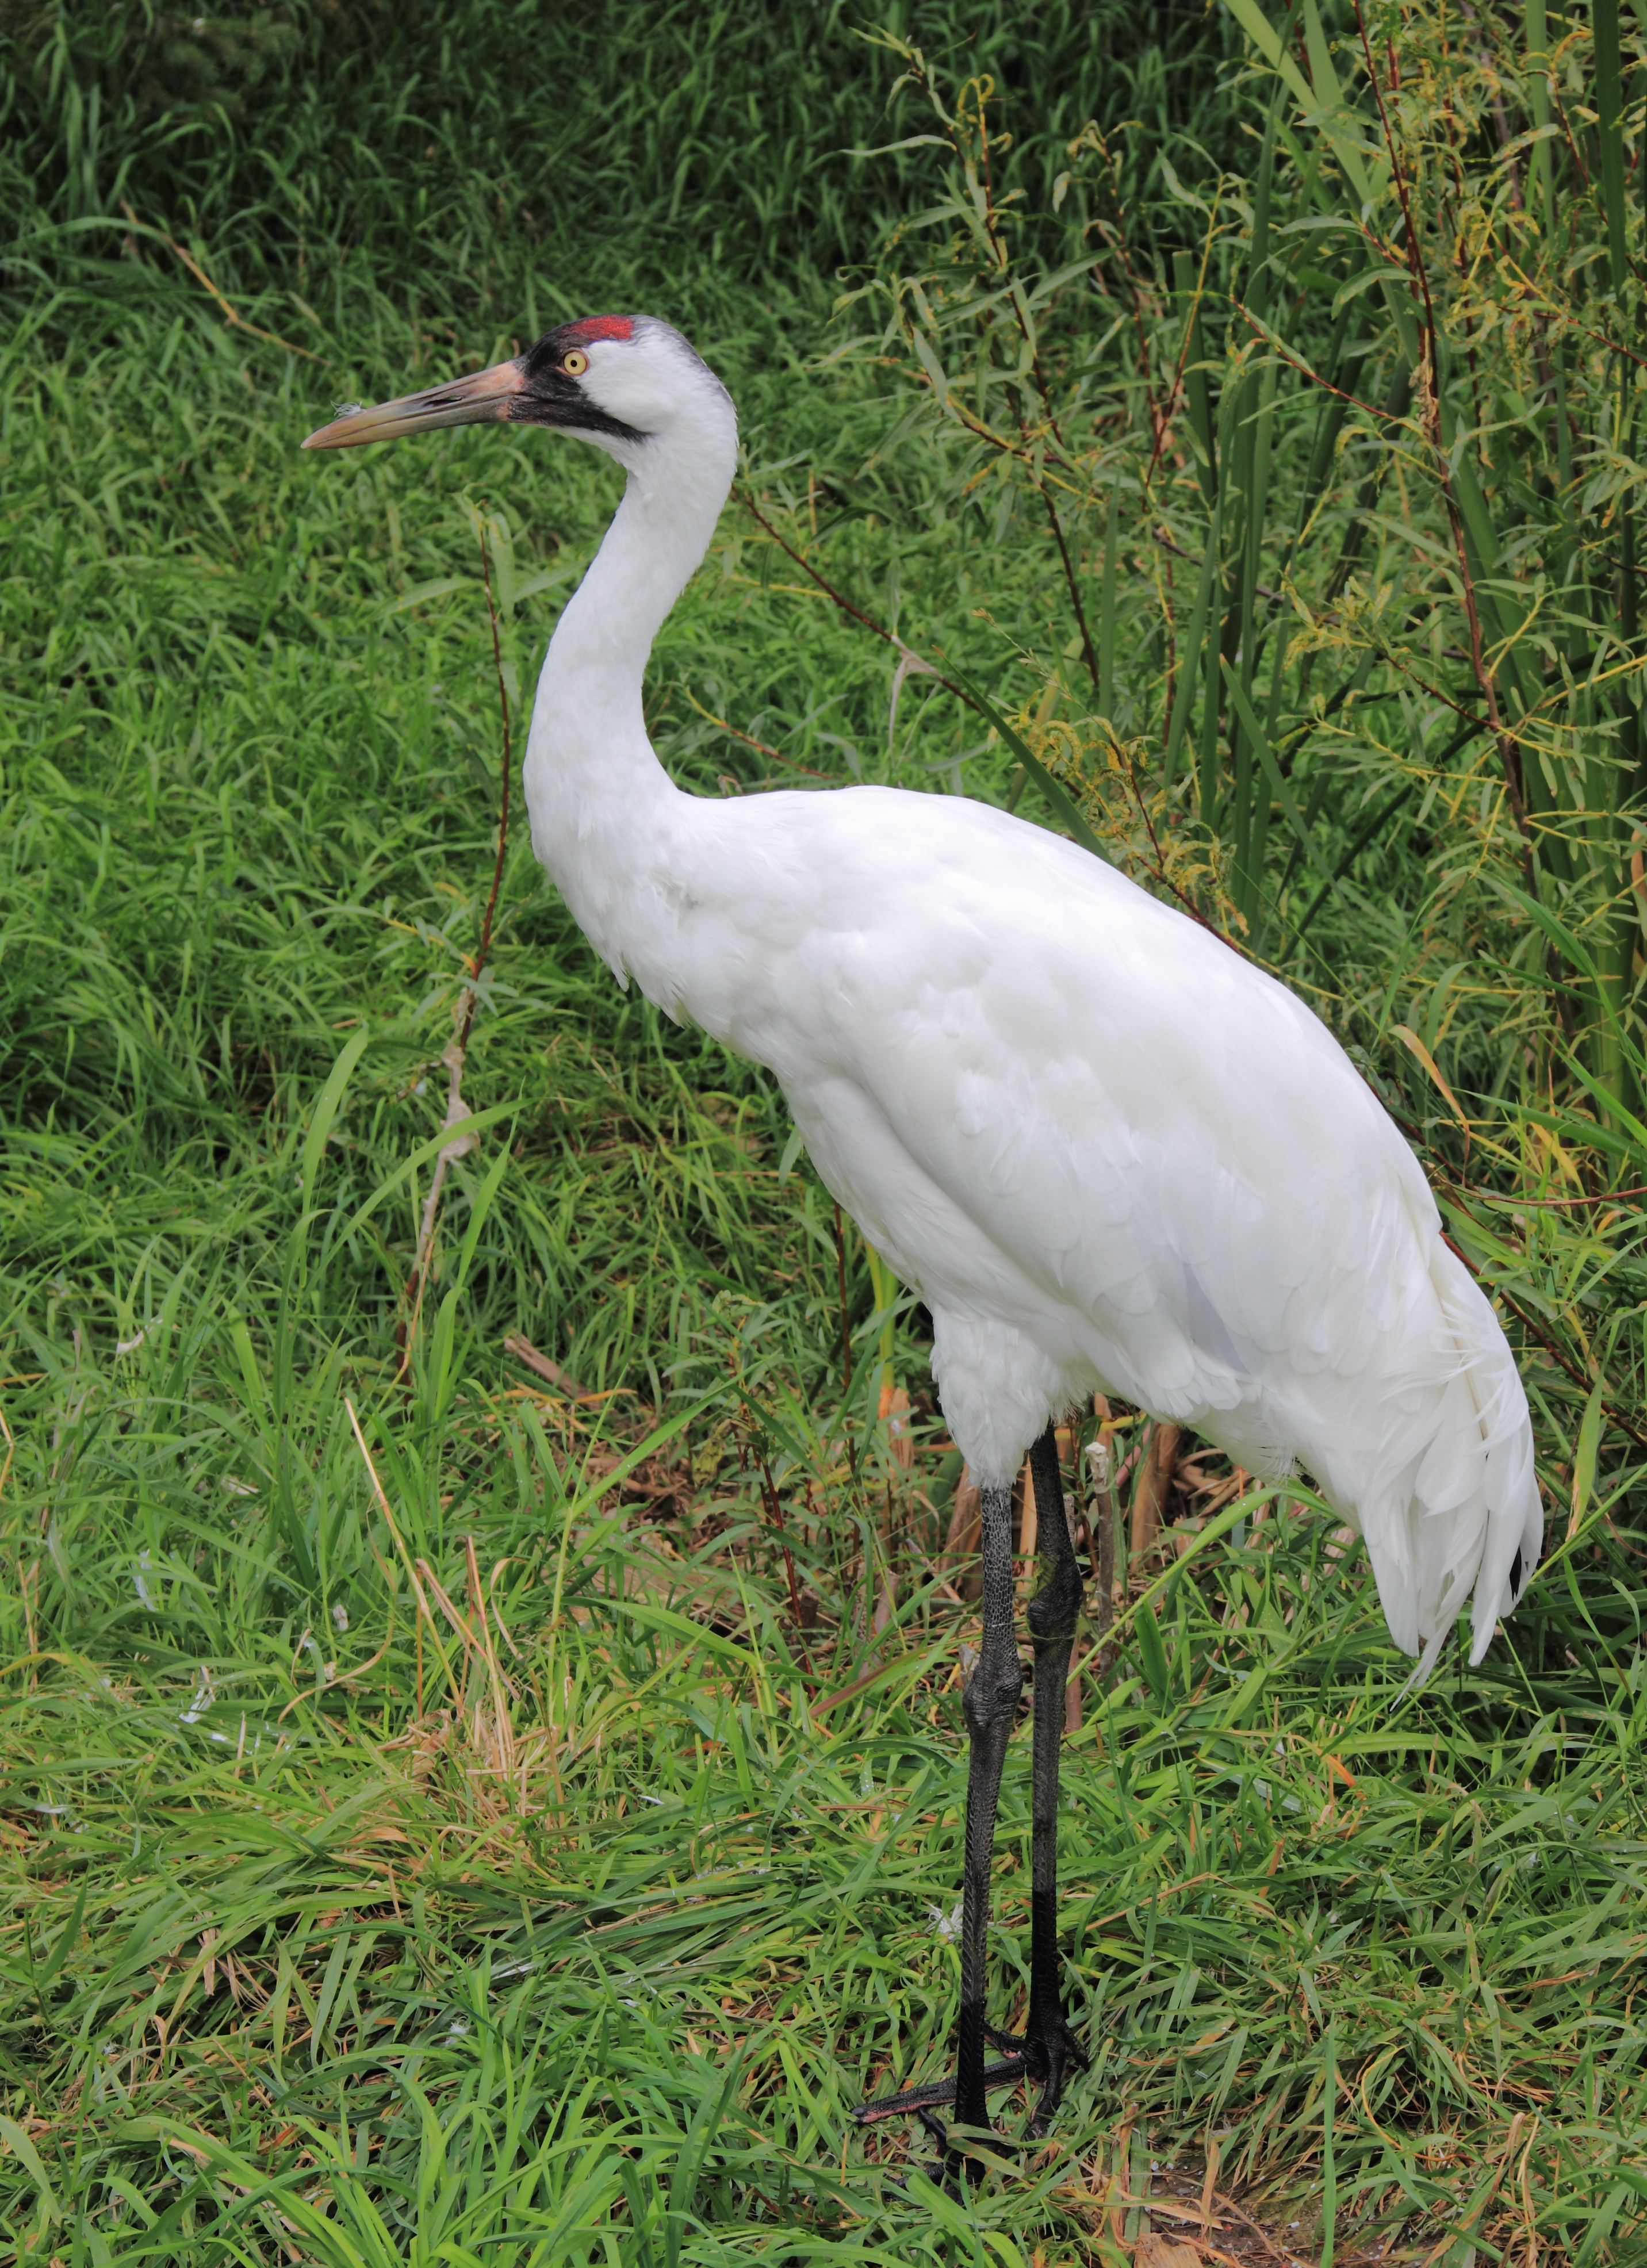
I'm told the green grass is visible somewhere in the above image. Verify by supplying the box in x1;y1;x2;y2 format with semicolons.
3;3;1647;2262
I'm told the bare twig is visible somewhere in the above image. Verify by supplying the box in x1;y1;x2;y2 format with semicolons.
504;1335;588;1397
738;490;968;703
679;687;837;780
395;519;516;1383
961;77;1102;697
119;203;325;363
755;1447;810;1646
738;486;1221;936
1232;302;1416;429
1351;4;1534;881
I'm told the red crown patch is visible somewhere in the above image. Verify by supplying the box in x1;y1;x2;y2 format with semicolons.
565;316;635;344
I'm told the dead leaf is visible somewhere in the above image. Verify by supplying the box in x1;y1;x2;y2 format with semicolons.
1135;2237;1202;2268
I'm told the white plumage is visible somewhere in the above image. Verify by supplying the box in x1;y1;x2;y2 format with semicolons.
306;312;1541;1680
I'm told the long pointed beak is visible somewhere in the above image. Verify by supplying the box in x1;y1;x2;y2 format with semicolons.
302;358;527;449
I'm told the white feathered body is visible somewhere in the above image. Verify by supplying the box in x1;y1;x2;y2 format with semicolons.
519;317;1541;1673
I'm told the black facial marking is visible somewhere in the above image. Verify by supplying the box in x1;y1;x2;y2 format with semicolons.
1508;1545;1523;1597
513;323;647;443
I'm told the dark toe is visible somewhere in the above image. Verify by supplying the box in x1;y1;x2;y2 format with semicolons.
853;2052;1030;2125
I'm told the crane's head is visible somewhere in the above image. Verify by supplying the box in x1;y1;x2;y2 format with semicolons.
301;315;733;471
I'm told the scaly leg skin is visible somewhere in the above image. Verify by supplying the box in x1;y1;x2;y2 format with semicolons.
949;1473;1028;2161
940;1428;1087;2140
855;1427;1086;2170
855;1476;1025;2172
1020;1423;1088;2132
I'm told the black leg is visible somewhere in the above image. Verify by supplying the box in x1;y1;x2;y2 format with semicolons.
853;1433;1086;2167
1021;1424;1087;2131
852;1477;1028;2162
951;1476;1024;2141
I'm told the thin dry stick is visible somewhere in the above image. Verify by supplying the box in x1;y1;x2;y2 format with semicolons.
119;203;324;363
679;687;836;780
1142;194;1226;498
343;1394;462;1719
740;485;1216;938
1350;2;1535;882
953;73;1103;698
396;520;516;1381
738;490;967;705
754;1446;810;1646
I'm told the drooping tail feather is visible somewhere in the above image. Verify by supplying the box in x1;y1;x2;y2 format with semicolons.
1404;1242;1542;1683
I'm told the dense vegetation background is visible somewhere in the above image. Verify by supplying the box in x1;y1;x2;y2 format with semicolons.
3;1;1646;2260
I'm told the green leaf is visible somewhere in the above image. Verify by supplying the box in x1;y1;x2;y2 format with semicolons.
300;1027;371;1203
0;2117;61;2223
382;575;473;616
1569;1374;1606;1537
328;1101;519;1251
1220;658;1338;888
1135;1597;1171;1705
940;661;1110;861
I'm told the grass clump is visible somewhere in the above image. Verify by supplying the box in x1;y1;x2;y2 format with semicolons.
3;2;1647;2262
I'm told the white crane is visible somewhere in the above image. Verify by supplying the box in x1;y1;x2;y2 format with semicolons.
304;315;1542;2163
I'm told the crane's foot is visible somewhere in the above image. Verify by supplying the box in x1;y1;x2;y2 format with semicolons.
1020;2015;1087;2136
852;2044;1029;2127
853;2016;1087;2177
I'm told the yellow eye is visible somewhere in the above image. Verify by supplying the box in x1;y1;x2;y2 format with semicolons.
562;348;589;377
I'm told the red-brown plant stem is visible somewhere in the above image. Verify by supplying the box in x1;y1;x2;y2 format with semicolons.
965;78;1104;699
738;491;1228;943
1143;217;1224;499
461;524;515;1047
756;1447;810;1646
738;491;968;703
1352;0;1535;887
1234;304;1412;428
1089;131;1165;452
395;522;515;1382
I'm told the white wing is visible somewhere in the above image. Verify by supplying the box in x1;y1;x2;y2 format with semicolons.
652;784;1542;1667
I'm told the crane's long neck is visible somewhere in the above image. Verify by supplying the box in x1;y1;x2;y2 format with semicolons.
521;421;734;974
